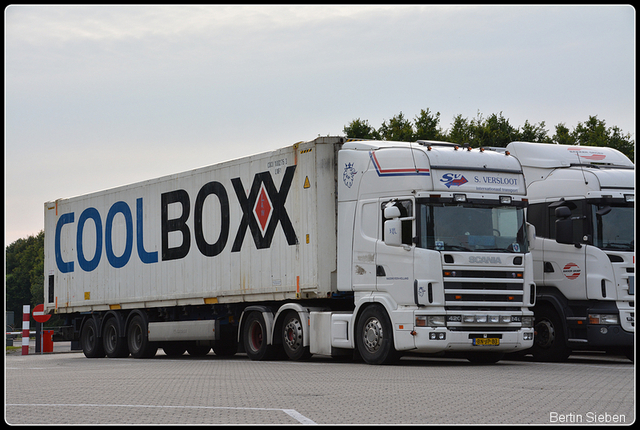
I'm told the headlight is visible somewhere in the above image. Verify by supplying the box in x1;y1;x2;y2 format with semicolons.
488;315;501;323
416;316;446;327
427;316;446;326
588;314;619;325
521;316;534;328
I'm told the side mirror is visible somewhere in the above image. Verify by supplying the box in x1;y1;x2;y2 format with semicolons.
384;206;401;219
555;206;573;245
384;206;402;247
527;222;536;250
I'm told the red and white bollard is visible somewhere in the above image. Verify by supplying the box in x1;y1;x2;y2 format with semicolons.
22;305;30;355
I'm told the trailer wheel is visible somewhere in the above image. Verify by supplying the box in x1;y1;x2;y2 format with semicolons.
186;342;211;356
356;305;400;365
103;318;129;358
532;307;571;362
81;318;105;358
212;331;238;357
127;315;157;359
282;311;312;361
162;342;187;357
242;312;275;361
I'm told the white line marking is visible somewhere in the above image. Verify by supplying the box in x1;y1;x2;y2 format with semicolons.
7;403;317;425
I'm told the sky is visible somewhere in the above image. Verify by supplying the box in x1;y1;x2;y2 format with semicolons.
4;5;636;247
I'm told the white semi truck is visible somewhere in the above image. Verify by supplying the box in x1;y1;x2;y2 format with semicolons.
44;136;535;365
504;141;634;361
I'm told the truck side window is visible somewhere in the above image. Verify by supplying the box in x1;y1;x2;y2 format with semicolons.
527;203;548;238
381;199;413;246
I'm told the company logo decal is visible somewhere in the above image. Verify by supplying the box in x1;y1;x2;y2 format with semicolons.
469;255;503;264
343;162;357;188
568;147;607;161
441;173;468;188
54;166;298;273
369;151;430;177
562;262;581;280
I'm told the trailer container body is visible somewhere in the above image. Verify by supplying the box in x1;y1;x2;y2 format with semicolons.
44;136;535;364
505;141;634;361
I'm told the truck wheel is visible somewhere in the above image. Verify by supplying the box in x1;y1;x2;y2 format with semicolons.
356;305;400;365
127;315;157;358
532;307;571;362
282;311;312;361
103;318;129;358
81;318;105;358
242;312;275;361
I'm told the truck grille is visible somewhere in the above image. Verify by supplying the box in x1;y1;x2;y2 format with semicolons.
443;269;524;310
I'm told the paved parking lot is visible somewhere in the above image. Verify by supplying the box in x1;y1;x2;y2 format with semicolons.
5;342;635;425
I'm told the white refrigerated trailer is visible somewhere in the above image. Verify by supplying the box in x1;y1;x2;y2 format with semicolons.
45;136;535;364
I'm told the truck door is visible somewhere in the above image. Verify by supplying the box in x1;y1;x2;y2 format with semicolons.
543;200;587;300
376;198;415;305
351;198;379;291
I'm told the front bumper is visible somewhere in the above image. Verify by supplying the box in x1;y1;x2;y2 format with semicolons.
407;327;535;353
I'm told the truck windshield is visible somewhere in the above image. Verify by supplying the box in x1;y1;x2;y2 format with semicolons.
417;201;528;253
592;203;634;251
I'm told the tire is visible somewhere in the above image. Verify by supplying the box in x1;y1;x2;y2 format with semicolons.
531;307;571;362
212;331;238;357
466;352;504;364
282;311;312;361
103;317;129;358
355;305;401;365
127;315;157;359
186;342;211;356
242;311;276;361
162;342;187;357
81;318;105;358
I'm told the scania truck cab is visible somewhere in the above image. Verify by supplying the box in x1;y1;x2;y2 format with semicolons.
505;141;634;361
338;140;536;363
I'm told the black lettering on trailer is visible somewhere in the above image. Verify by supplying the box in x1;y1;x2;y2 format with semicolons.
161;189;191;261
231;165;298;251
194;181;230;257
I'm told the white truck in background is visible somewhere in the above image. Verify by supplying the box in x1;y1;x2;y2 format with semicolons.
44;136;535;365
504;141;634;361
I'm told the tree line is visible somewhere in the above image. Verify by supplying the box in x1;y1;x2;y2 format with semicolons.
5;111;635;323
343;109;635;160
5;231;60;328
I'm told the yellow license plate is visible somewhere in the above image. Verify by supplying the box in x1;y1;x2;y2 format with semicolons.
474;338;500;346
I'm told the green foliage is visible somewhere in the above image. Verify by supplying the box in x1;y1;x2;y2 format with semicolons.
414;109;445;141
342;118;380;140
378;112;415;142
343;110;634;159
5;231;45;326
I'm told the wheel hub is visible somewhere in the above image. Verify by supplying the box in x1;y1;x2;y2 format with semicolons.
535;320;555;349
284;319;303;351
363;318;383;353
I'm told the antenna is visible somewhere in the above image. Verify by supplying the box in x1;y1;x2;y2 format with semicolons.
573;146;588;185
409;141;419;173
